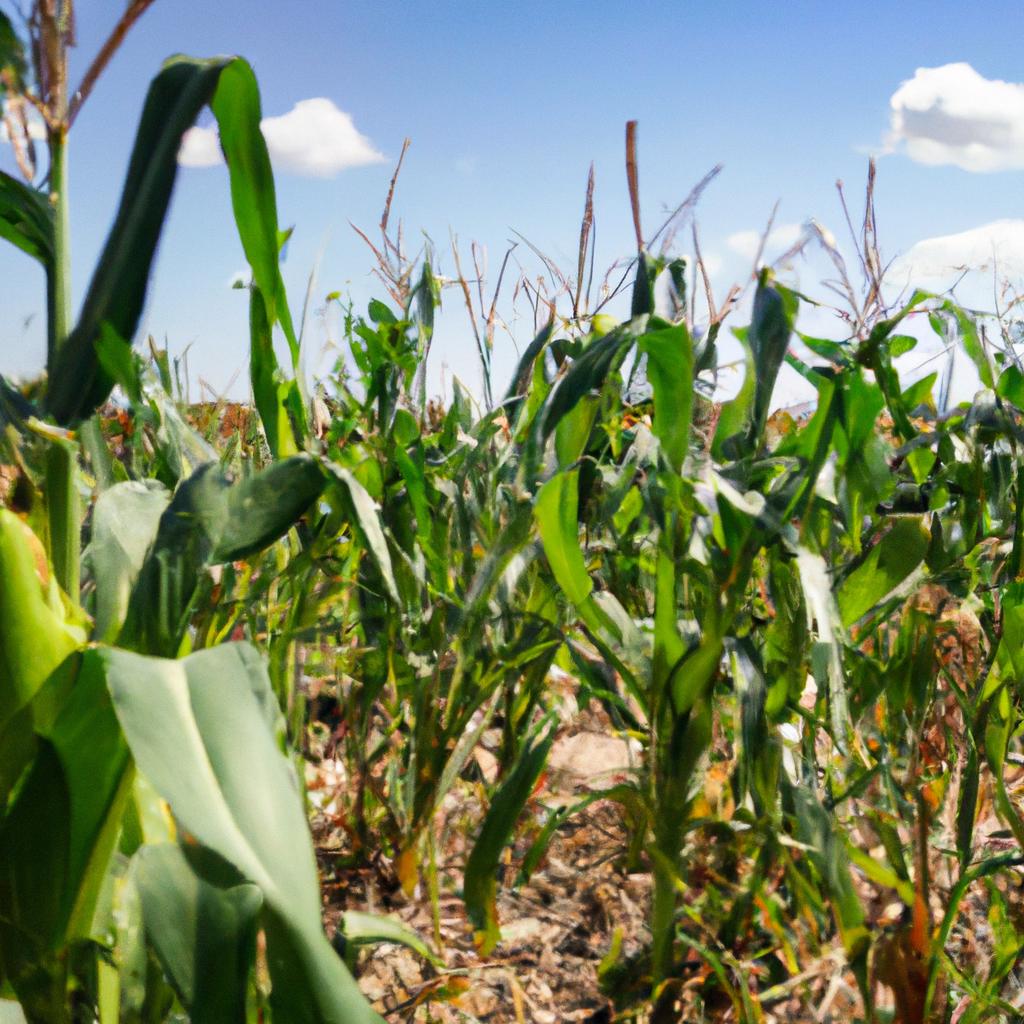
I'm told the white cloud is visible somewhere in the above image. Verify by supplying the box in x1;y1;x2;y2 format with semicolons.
700;252;723;277
726;222;803;261
177;98;385;177
261;99;384;176
889;220;1024;300
887;63;1024;172
178;125;222;167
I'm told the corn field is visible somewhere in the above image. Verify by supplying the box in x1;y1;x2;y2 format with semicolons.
2;5;1024;1023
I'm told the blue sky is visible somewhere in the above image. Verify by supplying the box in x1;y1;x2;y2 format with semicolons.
4;0;1024;406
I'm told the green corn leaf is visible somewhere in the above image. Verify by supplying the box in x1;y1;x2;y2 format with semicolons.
336;910;443;968
120;456;325;655
630;251;658;318
997;364;1024;409
105;643;384;1024
0;741;70;1007
637;323;694;472
554;392;599;468
248;286;301;458
213;456;325;561
464;717;557;954
393;444;434;555
46;56;236;423
712;327;754;460
46;54;305;433
796;545;850;748
0;169;53;267
136;844;262;1024
326;465;400;604
212;61;298;364
956;739;980;869
927;852;1024;1015
535;471;591;606
541;329;632;439
0;650;131;999
951;306;994;391
748;270;798;448
213;58;308;453
0;12;27;91
612;485;643;535
836;516;930;627
787;782;870;991
504;321;554;403
83;480;171;643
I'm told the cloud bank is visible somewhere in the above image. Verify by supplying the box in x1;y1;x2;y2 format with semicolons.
178;97;385;177
888;63;1024;172
890;220;1024;294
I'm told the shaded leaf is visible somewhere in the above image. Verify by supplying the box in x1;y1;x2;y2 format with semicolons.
46;56;237;423
120;456;324;654
836;517;929;627
0;170;52;267
464;718;557;953
105;643;383;1023
84;481;170;643
137;844;261;1024
337;910;443;968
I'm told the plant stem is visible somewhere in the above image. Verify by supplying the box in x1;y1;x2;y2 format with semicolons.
45;123;80;604
46;127;71;367
650;853;677;986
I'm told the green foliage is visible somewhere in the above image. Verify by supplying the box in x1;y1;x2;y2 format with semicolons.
107;644;382;1023
1;12;1023;1016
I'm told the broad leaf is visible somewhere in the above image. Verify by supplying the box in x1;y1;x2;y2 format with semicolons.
637;323;694;472
104;643;383;1023
84;480;171;643
46;56;239;423
120;456;325;654
326;465;400;604
836;517;929;627
535;471;591;606
0;170;53;267
137;844;262;1024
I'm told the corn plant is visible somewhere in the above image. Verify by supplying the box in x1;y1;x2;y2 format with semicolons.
0;5;379;1020
282;286;562;890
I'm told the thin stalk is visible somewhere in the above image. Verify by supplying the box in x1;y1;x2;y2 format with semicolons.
46;125;80;605
427;825;442;952
649;851;678;986
46;127;71;367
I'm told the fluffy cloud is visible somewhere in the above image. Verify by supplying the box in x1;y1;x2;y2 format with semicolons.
726;222;803;262
888;63;1024;172
178;98;385;177
178;124;223;168
889;219;1024;293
